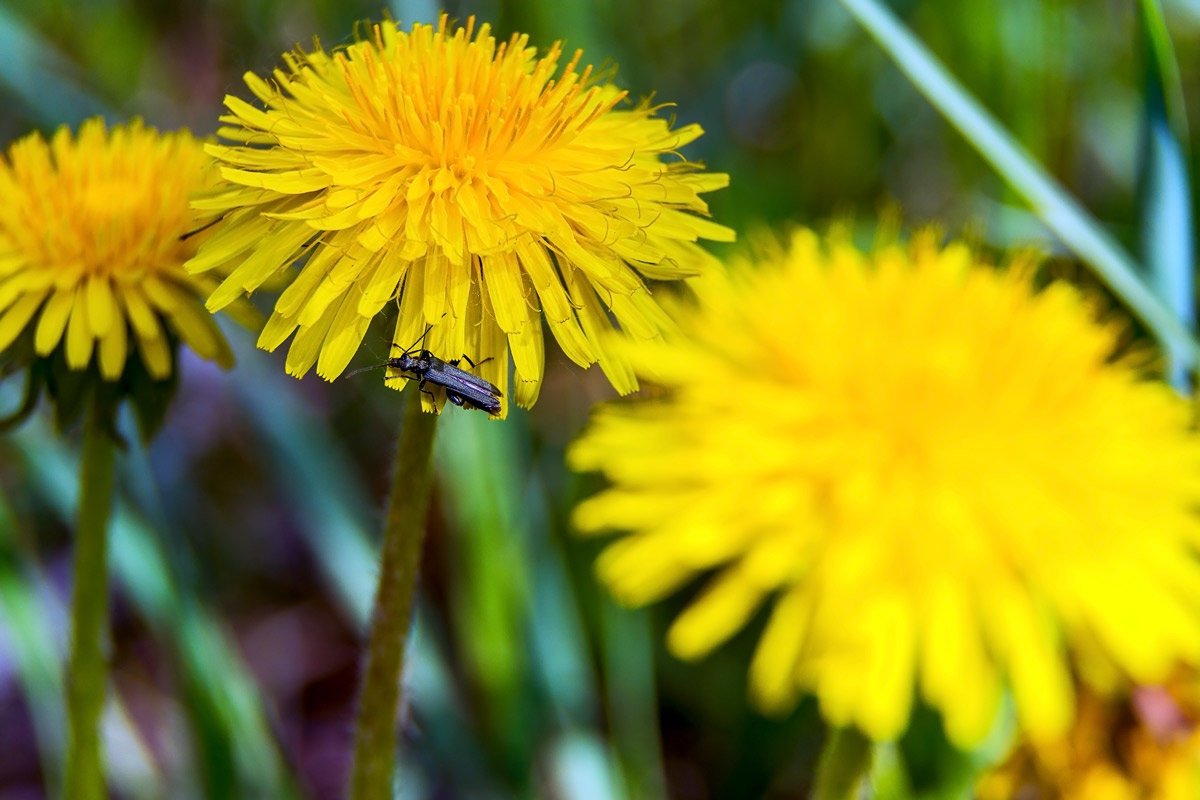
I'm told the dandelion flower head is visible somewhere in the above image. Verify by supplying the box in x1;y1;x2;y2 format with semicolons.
186;14;733;415
0;118;233;429
569;228;1200;746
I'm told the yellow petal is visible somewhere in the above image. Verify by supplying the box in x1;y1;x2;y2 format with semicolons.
749;588;811;713
356;253;408;317
422;251;449;325
565;266;636;394
298;254;369;327
276;243;341;318
257;310;298;352
984;581;1073;740
481;252;527;335
285;300;339;378
0;290;48;351
142;275;183;313
185;212;273;274
667;569;766;660
164;298;222;361
34;287;76;355
134;324;172;379
219;165;330;194
508;300;544;408
516;238;594;365
595;533;694;606
97;317;128;380
119;284;161;340
919;581;1000;747
65;288;94;369
206;223;313;310
854;596;915;740
315;290;371;380
85;276;117;337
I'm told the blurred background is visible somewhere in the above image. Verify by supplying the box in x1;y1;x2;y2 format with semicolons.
0;0;1198;797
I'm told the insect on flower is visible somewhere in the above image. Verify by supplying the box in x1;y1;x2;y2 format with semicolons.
347;327;503;415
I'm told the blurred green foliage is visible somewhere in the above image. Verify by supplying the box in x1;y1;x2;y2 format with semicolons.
0;0;1197;798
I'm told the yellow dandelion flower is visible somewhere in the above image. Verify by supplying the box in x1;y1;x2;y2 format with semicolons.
186;14;732;415
977;679;1200;800
569;228;1200;747
0;118;233;430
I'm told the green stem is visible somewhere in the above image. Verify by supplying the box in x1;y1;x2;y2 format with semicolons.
811;726;873;800
63;404;117;800
349;389;439;800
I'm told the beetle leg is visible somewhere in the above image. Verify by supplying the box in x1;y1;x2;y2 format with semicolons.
416;378;438;409
454;354;492;369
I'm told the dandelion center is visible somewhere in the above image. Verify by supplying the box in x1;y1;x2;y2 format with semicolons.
10;143;192;286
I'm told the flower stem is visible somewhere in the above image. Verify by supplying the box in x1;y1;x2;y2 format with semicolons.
349;389;439;800
63;404;117;800
811;726;873;800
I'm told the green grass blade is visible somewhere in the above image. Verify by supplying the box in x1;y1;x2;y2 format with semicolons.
435;409;534;771
523;472;600;721
599;599;664;800
837;0;1200;368
1137;0;1195;390
1139;0;1190;142
544;730;628;800
435;406;632;795
0;515;67;796
0;6;111;126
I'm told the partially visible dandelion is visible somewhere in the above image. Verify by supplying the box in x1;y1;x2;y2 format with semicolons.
570;228;1200;747
0;117;235;800
977;678;1200;799
0;117;233;432
187;14;732;416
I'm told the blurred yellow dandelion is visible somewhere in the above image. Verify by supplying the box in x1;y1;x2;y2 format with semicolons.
0;118;233;430
569;228;1200;746
186;14;732;415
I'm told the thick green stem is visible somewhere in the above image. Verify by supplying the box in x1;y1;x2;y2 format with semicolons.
349;389;438;800
63;405;117;800
811;726;873;800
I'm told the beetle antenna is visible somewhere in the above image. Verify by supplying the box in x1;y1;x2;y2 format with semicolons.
393;323;433;356
180;213;227;240
344;362;392;379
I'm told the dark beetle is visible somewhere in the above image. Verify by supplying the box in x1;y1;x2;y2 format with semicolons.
348;327;503;415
